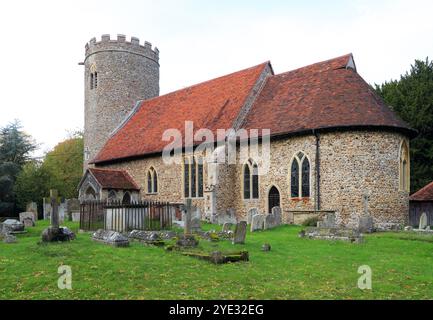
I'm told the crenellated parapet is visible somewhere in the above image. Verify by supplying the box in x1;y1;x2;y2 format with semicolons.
85;34;159;63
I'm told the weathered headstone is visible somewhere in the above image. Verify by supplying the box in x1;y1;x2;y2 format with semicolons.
59;202;67;224
215;208;237;225
71;211;80;222
247;208;258;225
419;212;428;230
3;234;17;244
26;202;38;218
251;214;265;232
191;207;202;232
358;214;374;233
264;214;276;230
22;218;35;228
318;212;336;228
271;207;282;225
232;221;247;244
43;197;52;220
222;222;233;232
2;219;25;233
19;212;37;225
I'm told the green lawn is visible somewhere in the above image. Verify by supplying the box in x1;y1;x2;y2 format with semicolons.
1;220;433;300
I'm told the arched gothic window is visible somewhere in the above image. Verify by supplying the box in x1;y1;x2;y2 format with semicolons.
290;152;310;198
107;190;117;203
122;192;131;205
399;141;410;192
183;156;203;198
243;159;259;200
147;167;158;194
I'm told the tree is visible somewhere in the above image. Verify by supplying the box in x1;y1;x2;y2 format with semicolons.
14;161;52;213
0;120;37;215
375;58;433;193
42;133;83;199
0;120;37;166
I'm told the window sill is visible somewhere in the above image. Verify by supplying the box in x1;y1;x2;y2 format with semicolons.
290;197;311;202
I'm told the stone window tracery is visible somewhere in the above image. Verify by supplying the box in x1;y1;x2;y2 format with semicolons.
243;159;259;200
290;152;310;198
184;156;203;198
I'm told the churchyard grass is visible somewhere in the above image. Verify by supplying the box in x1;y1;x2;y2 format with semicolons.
1;220;433;299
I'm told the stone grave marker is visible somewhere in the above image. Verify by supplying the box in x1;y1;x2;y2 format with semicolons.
19;212;37;225
222;222;233;232
358;214;374;233
251;214;265;232
419;212;428;230
271;207;282;225
232;221;247;244
247;208;258;225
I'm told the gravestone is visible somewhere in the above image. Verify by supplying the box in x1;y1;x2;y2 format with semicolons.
92;229;129;247
41;189;75;242
232;221;247;244
22;218;35;228
191;207;202;232
59;202;67;224
3;234;17;244
215;208;237;225
71;211;80;222
2;219;25;233
247;208;258;225
271;207;282;225
19;212;37;225
419;212;428;230
318;212;336;228
358;214;374;233
251;214;265;232
26;202;38;218
222;223;233;232
43;197;52;220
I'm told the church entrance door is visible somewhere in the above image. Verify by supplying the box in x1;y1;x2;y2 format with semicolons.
268;186;280;214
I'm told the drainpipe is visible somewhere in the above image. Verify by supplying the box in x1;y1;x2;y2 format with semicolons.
314;130;321;211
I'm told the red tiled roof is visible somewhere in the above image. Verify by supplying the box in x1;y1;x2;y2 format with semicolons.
93;62;270;164
93;54;415;164
88;168;140;190
242;54;414;136
410;182;433;201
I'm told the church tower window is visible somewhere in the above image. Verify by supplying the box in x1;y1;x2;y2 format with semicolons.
399;141;410;192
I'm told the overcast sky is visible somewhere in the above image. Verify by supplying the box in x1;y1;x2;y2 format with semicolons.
0;0;432;156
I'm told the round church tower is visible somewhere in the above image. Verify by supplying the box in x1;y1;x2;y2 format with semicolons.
83;34;160;170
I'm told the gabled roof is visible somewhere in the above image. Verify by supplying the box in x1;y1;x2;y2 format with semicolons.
93;62;271;164
92;54;415;165
242;54;415;137
80;168;140;190
410;182;433;201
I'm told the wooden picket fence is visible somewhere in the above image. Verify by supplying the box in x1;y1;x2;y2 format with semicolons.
80;200;178;232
